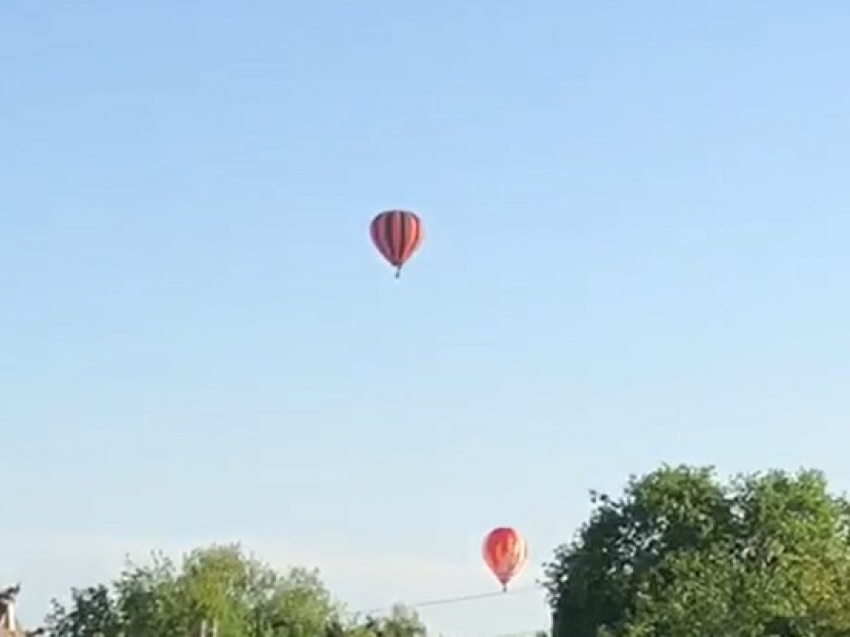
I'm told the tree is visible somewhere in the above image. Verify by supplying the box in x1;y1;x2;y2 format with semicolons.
47;584;122;637
48;544;345;636
543;465;850;637
355;604;428;637
47;543;430;637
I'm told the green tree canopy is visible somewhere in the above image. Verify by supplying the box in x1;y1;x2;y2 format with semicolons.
47;543;429;637
543;465;850;637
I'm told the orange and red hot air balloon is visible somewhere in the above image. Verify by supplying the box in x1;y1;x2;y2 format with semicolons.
482;527;527;592
369;210;423;278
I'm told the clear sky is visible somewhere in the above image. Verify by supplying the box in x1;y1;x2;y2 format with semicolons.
1;1;849;635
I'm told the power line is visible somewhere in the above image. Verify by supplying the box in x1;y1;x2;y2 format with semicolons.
358;583;544;615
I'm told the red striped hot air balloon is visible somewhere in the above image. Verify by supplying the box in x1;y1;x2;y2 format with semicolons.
369;210;423;278
482;527;528;591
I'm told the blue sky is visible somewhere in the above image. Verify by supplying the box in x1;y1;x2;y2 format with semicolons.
1;1;849;634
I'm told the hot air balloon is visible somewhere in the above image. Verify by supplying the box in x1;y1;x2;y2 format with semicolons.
482;527;527;592
369;210;423;278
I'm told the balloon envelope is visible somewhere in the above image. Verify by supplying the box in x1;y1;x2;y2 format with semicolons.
369;210;423;277
482;527;527;590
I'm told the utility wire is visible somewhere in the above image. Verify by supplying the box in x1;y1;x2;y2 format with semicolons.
358;583;544;615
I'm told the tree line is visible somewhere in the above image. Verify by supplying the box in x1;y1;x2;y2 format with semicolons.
43;464;850;636
45;544;430;637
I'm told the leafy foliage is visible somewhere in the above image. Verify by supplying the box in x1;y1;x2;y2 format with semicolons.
543;465;850;637
47;543;429;637
47;584;122;637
